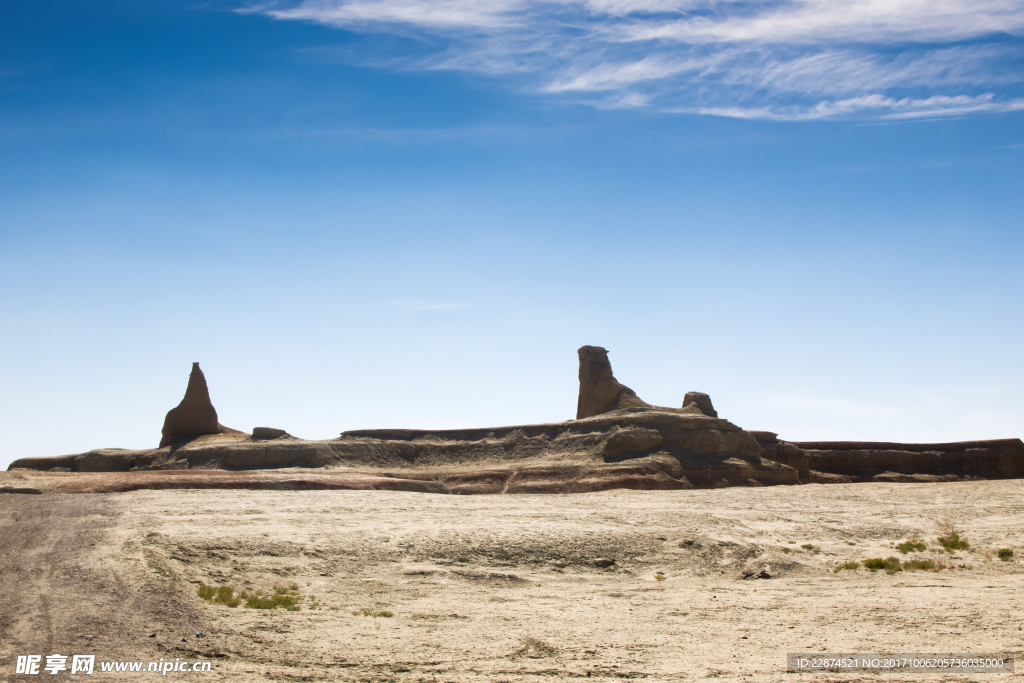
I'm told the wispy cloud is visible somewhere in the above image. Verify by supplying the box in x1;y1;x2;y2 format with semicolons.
390;297;470;310
680;93;1024;121
254;0;1024;120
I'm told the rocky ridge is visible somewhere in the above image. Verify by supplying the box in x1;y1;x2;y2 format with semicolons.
7;347;1023;494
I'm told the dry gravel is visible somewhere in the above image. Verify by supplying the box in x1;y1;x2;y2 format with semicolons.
2;479;1023;682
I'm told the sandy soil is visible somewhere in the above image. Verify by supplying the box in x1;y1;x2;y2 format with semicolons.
2;480;1023;682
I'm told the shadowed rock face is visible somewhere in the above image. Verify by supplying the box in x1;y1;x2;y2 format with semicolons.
159;363;220;447
576;346;650;419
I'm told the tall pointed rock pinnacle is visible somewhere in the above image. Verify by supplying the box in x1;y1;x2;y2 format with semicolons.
576;346;650;419
159;362;220;447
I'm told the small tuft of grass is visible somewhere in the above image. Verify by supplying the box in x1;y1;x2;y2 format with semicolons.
902;559;935;571
353;609;393;617
787;541;796;544
833;561;860;573
801;544;821;554
845;542;856;546
654;573;666;581
896;535;927;554
998;548;1014;561
864;557;903;574
193;583;311;611
196;584;241;608
781;547;792;554
245;592;300;611
936;516;970;553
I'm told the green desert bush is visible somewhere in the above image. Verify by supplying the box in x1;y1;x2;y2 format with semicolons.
998;548;1014;561
936;516;970;553
938;532;970;553
199;582;309;610
897;535;927;554
245;592;300;611
864;557;903;574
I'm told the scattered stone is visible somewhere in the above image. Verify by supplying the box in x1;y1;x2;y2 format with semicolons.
743;565;772;580
594;558;616;568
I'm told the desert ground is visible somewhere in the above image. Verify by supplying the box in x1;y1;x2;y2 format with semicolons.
1;479;1022;682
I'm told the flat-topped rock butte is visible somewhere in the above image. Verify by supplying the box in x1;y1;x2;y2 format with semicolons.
6;347;1022;494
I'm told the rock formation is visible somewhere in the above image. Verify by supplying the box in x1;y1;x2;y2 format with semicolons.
682;392;718;418
252;427;292;440
7;347;1024;493
792;439;1024;482
576;346;650;419
159;363;222;447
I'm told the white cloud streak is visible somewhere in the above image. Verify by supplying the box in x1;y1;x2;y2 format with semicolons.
256;0;1024;119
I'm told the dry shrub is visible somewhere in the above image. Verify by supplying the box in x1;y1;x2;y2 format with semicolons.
833;561;860;573
902;559;935;571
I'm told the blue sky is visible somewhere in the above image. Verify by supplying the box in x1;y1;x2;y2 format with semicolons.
1;0;1023;468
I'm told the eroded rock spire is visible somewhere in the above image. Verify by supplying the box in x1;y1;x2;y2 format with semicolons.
576;346;650;419
159;362;220;447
